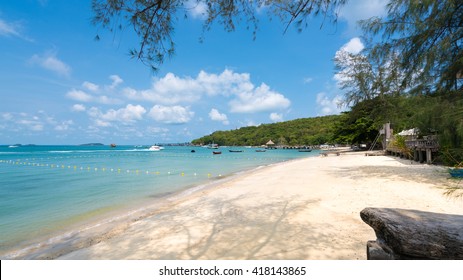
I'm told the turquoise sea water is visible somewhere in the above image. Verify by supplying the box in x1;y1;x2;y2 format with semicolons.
0;145;318;257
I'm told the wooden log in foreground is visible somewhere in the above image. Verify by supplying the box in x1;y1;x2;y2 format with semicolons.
360;207;463;260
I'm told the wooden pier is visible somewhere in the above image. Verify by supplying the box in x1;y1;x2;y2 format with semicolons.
386;136;439;164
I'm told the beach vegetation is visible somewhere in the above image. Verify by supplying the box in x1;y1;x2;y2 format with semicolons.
333;0;463;163
388;134;412;157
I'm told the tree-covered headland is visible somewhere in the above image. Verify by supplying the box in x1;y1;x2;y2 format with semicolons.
191;115;341;146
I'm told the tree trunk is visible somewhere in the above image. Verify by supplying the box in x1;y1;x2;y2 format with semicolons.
360;207;463;259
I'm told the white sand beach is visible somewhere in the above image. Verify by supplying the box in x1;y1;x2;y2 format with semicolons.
54;153;462;260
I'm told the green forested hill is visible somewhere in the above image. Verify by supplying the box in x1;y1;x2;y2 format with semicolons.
191;115;341;146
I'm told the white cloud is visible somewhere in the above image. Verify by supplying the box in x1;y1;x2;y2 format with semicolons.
29;51;71;77
123;68;291;116
3;112;48;132
0;17;32;41
67;89;93;102
108;75;123;90
209;108;229;125
339;0;388;33
2;113;13;121
71;104;86;112
88;104;146;126
0;18;21;37
66;89;121;104
316;92;345;115
196;70;254;96
148;105;194;124
81;75;122;94
303;77;313;84
94;119;111;127
17;119;43;131
67;76;126;105
340;37;364;55
269;112;283;122
185;0;208;19
124;69;254;105
229;83;291;113
102;104;146;123
124;73;202;104
82;81;99;92
54;120;73;131
97;95;121;104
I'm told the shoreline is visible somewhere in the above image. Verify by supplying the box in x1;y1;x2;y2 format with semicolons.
5;153;463;259
1;156;302;260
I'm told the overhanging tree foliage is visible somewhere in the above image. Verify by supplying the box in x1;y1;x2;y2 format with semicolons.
332;0;463;159
92;0;347;71
360;0;463;91
334;42;404;107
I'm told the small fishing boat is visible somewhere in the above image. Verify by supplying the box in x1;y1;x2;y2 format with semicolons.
110;143;117;148
229;149;243;152
212;151;222;155
298;149;312;152
255;149;266;152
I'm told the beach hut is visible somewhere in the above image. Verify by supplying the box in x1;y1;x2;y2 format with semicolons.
266;140;275;149
397;128;419;141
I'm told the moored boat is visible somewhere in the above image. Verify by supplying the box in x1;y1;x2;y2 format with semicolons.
212;151;222;155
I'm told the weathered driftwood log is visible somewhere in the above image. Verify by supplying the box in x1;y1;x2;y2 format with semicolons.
360;207;463;260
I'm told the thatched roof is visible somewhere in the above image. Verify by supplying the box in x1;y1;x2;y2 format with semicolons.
398;128;419;136
266;140;275;145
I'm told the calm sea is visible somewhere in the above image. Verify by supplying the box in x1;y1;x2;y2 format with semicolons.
0;145;318;257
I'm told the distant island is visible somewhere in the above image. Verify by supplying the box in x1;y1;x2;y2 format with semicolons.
79;143;105;146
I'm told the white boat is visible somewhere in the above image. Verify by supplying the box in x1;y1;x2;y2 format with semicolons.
148;145;162;151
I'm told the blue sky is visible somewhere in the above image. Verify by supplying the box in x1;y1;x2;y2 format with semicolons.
0;0;387;145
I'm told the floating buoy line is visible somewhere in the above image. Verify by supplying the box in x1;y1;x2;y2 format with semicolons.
0;159;230;178
0;151;285;179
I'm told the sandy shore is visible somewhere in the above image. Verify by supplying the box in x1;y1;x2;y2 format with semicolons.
55;153;462;260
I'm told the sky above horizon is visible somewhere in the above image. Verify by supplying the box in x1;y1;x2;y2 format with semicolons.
0;0;388;145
